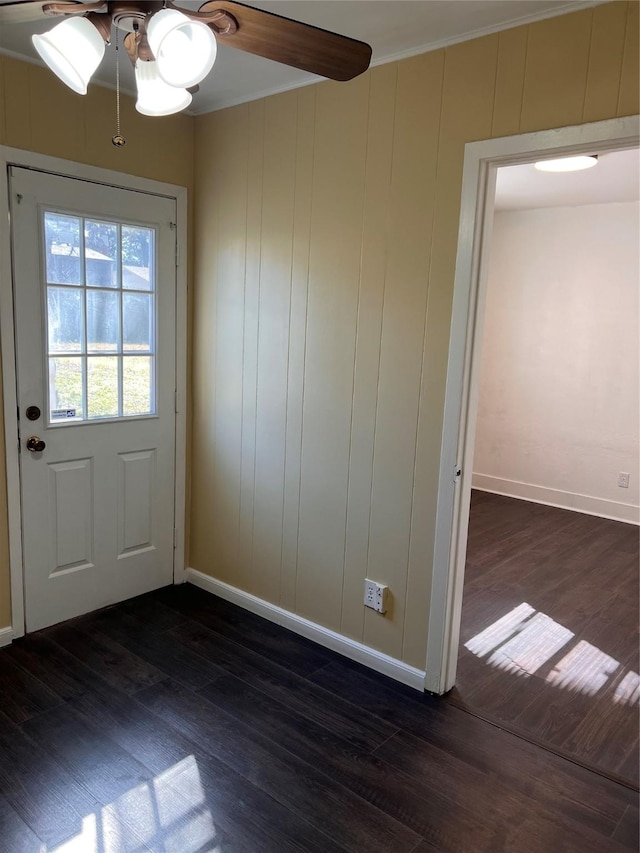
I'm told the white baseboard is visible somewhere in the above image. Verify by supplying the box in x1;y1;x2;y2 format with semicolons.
185;568;427;691
472;474;640;525
0;626;13;648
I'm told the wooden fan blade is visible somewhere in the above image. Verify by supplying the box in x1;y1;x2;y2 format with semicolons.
0;0;85;23
197;1;372;82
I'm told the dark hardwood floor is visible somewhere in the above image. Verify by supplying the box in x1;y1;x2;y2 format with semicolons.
0;584;638;851
452;490;640;789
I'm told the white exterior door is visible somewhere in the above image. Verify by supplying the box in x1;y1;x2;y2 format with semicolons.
10;167;177;631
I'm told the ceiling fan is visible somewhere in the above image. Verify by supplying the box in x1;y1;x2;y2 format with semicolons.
0;1;372;119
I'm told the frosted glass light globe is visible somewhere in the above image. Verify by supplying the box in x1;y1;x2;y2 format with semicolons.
32;17;105;95
135;60;192;116
147;9;217;89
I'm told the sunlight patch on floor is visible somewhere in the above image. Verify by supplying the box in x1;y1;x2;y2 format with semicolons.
546;639;619;696
465;602;639;704
613;670;640;707
50;755;222;853
465;602;573;676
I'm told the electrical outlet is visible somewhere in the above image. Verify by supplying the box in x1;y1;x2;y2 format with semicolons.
618;472;630;489
364;579;389;614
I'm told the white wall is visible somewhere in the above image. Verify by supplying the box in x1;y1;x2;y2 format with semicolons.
473;201;639;524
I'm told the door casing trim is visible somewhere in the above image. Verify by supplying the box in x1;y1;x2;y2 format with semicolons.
425;115;640;695
0;147;188;638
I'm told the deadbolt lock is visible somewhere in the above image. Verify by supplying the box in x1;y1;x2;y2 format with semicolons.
26;405;41;421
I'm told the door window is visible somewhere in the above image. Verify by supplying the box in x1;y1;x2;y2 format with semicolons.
44;211;156;424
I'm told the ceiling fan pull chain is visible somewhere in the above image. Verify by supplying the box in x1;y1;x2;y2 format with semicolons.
112;27;126;147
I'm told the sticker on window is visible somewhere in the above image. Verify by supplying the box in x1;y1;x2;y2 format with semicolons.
51;408;77;419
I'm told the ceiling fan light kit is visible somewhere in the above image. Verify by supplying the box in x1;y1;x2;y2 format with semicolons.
32;14;106;94
134;57;192;115
146;8;217;89
8;0;372;121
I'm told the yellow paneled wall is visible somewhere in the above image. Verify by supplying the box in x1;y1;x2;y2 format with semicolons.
191;2;638;668
0;56;195;629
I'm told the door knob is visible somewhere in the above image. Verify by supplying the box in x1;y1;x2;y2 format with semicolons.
26;436;46;453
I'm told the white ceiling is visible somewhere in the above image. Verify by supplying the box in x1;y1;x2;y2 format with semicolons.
494;148;640;211
0;0;606;114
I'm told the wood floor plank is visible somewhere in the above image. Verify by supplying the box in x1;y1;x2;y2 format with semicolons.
457;492;639;786
612;806;640;848
310;661;636;831
80;606;226;690
21;701;269;852
135;677;422;853
0;581;636;852
0;790;45;853
0;710;100;849
21;704;156;806
196;673;506;851
0;652;62;723
116;590;189;632
65;677;350;853
47;622;168;695
156;583;339;675
6;632;122;703
168;617;399;751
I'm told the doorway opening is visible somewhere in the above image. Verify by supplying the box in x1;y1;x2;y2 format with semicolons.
450;148;639;787
426;115;640;788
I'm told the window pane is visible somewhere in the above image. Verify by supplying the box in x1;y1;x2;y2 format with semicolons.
87;290;119;353
85;220;118;287
122;226;153;290
47;287;83;353
87;357;119;419
123;293;152;352
45;213;81;285
49;357;83;421
123;357;152;416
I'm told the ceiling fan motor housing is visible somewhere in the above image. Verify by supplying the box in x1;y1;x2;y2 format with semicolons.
109;1;163;34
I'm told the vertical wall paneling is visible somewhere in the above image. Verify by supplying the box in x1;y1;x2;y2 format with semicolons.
363;52;446;660
583;2;628;123
191;113;222;581
238;100;265;593
191;3;637;668
520;10;592;132
340;65;397;643
280;87;316;612
402;37;498;668
0;59;7;143
295;76;369;630
491;27;528;138
252;92;297;602
28;72;85;162
212;106;249;584
2;57;31;150
618;0;640;116
190;3;636;671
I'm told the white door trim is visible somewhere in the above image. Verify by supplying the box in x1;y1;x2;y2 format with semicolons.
0;147;188;639
425;115;640;695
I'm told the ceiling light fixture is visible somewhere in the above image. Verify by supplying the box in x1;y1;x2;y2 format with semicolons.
9;0;372;125
32;14;109;95
146;9;217;89
134;58;192;116
534;155;598;172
